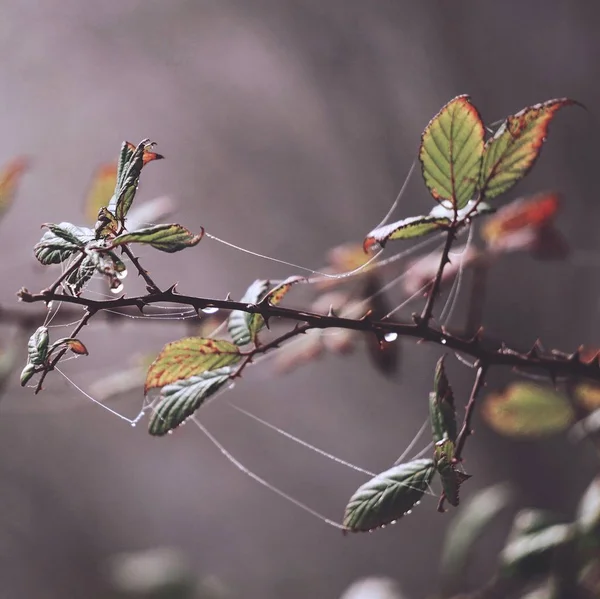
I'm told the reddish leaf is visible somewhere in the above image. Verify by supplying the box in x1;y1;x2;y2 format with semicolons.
145;338;241;392
125;141;164;165
264;276;306;306
0;156;29;219
480;99;577;200
482;193;569;260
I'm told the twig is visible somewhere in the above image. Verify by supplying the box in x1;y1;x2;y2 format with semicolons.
121;245;161;293
455;362;488;461
34;308;96;393
43;252;85;296
418;228;456;326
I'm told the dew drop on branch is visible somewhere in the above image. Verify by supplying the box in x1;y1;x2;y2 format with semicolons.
384;332;398;342
201;306;219;314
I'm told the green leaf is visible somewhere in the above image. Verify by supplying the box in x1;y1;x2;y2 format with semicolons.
27;326;49;365
500;523;575;580
343;459;435;532
440;484;512;592
112;224;203;253
20;363;36;387
363;216;451;252
576;477;600;548
145;338;241;393
429;356;457;444
480;99;576;200
113;140;163;223
43;222;93;246
482;382;574;438
228;280;270;346
419;95;485;209
148;367;233;436
33;222;93;265
66;255;96;295
94;206;120;239
433;438;470;508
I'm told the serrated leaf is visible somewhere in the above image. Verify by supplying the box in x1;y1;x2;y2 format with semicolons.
27;326;49;365
145;338;241;393
480;99;576;200
149;367;233;436
0;156;28;221
34;222;93;265
43;222;94;246
363;215;451;252
343;459;435;532
65;254;96;296
264;276;305;305
482;382;574;438
433;438;470;507
85;163;117;223
419;95;485;209
429;356;457;444
500;523;575;579
20;363;36;387
228;280;270;346
440;483;512;592
112;224;203;253
577;477;600;546
113;140;164;223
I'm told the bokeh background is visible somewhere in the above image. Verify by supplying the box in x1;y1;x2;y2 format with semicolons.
0;1;599;597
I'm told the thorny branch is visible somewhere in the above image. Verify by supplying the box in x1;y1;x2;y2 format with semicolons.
17;280;600;383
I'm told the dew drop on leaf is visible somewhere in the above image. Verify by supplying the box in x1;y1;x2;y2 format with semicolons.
384;332;398;342
202;306;219;314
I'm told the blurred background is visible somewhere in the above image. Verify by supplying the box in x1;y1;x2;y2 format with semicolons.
0;1;599;597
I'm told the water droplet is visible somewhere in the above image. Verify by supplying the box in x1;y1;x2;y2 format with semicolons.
441;338;447;345
130;422;136;427
228;382;236;390
384;332;398;343
47;301;54;310
168;430;173;435
116;267;128;280
202;306;219;314
111;282;124;294
405;510;412;516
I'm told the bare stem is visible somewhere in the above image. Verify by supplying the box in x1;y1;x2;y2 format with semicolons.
419;228;456;326
455;362;488;461
121;245;161;293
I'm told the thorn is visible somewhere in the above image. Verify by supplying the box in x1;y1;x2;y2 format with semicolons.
470;326;484;343
569;347;582;363
164;283;178;295
360;309;373;321
225;292;232;301
135;299;146;314
527;339;545;358
327;305;338;318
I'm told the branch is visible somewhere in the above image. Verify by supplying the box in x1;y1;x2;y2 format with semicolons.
418;227;456;326
121;244;161;293
455;362;488;461
17;286;600;382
